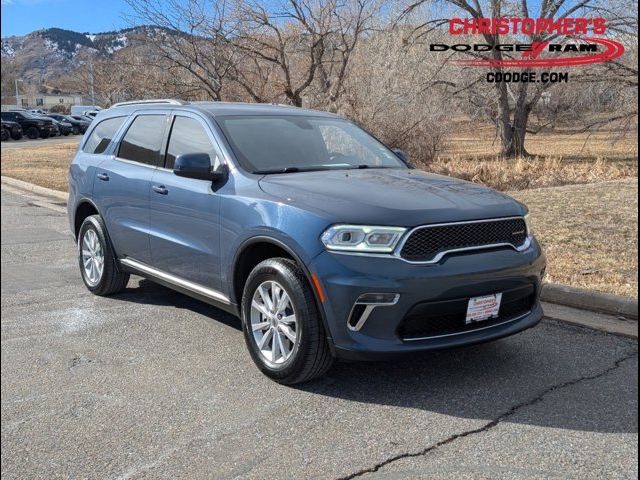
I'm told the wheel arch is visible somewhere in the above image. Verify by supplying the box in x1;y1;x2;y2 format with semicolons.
231;236;333;348
73;198;100;240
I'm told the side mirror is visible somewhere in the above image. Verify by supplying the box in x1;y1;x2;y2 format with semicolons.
173;153;225;181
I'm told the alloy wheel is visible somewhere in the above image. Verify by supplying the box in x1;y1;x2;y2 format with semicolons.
81;229;104;286
250;280;299;366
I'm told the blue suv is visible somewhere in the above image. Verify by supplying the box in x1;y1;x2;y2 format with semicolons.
68;99;546;384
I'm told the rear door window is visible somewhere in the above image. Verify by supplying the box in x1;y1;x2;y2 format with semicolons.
165;116;221;170
118;115;166;166
83;116;126;154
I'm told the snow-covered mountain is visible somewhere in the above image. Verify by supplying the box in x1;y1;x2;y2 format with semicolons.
1;26;168;82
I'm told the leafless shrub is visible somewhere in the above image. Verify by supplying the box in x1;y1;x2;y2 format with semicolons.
341;27;452;162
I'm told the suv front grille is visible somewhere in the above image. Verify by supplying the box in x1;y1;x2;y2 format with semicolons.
400;218;528;262
397;284;535;340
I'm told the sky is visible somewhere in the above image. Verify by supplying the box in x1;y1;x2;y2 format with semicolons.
1;0;135;37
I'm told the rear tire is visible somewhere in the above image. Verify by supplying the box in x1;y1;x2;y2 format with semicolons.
10;131;22;140
72;126;80;135
0;129;8;142
241;258;333;384
77;215;129;296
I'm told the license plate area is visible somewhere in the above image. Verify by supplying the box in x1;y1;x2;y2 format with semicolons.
465;293;502;324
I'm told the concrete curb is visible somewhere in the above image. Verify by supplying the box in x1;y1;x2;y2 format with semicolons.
542;283;638;320
1;176;68;202
542;302;638;339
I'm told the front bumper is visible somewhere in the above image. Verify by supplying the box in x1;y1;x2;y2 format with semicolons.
309;239;546;360
40;125;57;136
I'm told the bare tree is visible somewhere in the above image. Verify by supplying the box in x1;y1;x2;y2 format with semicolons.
402;0;638;157
1;58;21;99
343;26;453;161
231;0;379;108
125;0;240;101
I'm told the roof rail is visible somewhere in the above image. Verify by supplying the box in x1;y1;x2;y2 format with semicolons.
111;99;188;108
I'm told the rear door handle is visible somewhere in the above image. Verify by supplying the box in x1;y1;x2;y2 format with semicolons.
96;172;109;181
152;185;168;195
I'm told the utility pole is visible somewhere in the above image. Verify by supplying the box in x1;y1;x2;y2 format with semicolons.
14;79;20;108
89;56;95;105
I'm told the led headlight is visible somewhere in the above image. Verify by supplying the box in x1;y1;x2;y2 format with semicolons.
321;225;407;253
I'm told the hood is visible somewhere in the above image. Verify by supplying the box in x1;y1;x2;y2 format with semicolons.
258;168;525;226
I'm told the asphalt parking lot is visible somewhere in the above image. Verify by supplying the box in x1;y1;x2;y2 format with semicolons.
1;187;638;479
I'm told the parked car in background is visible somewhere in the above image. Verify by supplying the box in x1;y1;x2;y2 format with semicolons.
1;111;56;139
68;100;546;384
70;105;102;117
71;114;95;125
48;114;90;134
52;118;72;136
31;114;72;136
1;120;23;141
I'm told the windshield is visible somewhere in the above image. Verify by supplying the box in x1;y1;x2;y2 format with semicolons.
215;115;406;173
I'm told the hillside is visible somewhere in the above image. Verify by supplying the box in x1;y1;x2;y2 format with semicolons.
1;26;170;82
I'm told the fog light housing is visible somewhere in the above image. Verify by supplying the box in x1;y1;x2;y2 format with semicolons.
347;293;400;331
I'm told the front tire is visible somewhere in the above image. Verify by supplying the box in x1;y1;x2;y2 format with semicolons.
78;215;129;296
242;258;333;384
0;129;8;142
26;127;39;139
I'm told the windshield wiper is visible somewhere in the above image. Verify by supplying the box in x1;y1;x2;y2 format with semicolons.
254;167;301;174
254;166;334;174
254;164;396;174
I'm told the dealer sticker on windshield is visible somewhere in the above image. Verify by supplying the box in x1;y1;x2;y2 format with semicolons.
465;293;502;324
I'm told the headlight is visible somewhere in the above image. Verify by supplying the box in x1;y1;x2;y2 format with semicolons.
524;213;533;235
321;225;407;253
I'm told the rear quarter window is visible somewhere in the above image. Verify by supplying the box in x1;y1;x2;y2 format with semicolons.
83;117;126;154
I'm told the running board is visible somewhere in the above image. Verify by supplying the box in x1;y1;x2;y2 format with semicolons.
119;257;235;312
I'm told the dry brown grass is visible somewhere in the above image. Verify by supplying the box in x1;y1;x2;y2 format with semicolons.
1;142;77;192
512;179;638;298
443;120;638;160
422;156;636;191
414;123;638;191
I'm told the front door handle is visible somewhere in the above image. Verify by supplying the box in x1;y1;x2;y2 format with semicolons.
96;172;109;181
152;185;168;195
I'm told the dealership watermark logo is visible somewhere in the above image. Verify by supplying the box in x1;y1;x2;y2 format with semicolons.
432;17;625;74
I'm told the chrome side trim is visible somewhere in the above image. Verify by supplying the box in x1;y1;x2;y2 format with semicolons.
347;293;400;331
402;311;531;341
120;257;230;304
